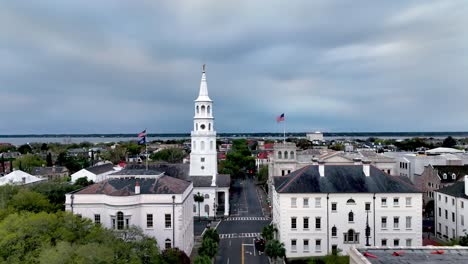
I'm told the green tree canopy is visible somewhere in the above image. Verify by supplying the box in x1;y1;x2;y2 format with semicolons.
265;239;285;263
17;144;33;154
8;189;53;213
12;154;46;173
442;136;457;148
150;148;186;163
203;228;220;244
194;255;212;264
198;237;218;258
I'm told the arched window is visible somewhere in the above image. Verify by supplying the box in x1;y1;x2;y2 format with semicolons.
452;173;456;180
443;173;447;179
290;151;295;159
348;211;354;222
117;211;124;230
204;204;210;213
208;123;211;131
278;151;282;159
284;151;288;159
331;226;337;237
210;141;213;150
207;105;211;114
346;198;356;205
201;105;206;114
347;229;356;243
165;239;172;249
201;141;205;150
205;194;210;199
196;106;199;114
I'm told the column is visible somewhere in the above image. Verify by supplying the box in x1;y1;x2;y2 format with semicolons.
224;190;229;216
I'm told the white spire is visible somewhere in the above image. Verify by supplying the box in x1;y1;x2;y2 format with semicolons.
196;64;212;102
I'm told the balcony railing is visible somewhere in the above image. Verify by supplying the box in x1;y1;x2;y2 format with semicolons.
343;233;360;244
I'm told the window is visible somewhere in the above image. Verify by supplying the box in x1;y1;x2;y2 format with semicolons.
394;217;399;229
439;207;441;217
381;198;387;206
446;226;448;236
462;215;465;226
284;151;288;159
278;151;282;159
201;157;205;162
452;173;456;180
365;202;371;211
303;217;309;229
332;245;338;254
290;151;295;159
348;211;354;222
406;239;412;247
382;239;387;246
406;216;412;229
165;239;172;249
331;226;337;237
406;197;412;206
438;223;441;232
291;239;297;252
93;214;100;224
291;198;297;207
344;229;358;244
315;239;321;251
303;239;309;252
147;214;153;228
394;239;399;246
445;210;448;219
438;194;441;201
209;124;212;132
452;212;455;222
393;198;399;206
452;198;455;206
207;105;210;114
204;204;210;213
462;201;465;208
347;198;356;205
315;197;321;208
117;212;124;230
381;217;387;229
445;197;448;203
201;105;205;114
112;218;116;229
204;194;210;199
331;202;337;212
126;219;129;228
165;214;171;228
303;198;309;207
453;228;456;239
443;173;447;179
315;217;321;229
291;217;297;229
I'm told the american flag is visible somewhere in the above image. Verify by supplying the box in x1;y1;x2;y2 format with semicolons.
276;113;285;123
138;129;146;138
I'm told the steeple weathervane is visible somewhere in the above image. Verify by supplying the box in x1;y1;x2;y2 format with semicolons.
202;64;206;73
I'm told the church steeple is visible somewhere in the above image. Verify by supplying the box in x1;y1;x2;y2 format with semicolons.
196;64;212;102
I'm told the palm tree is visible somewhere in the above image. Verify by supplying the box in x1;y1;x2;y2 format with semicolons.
265;239;285;264
261;224;278;241
194;192;205;221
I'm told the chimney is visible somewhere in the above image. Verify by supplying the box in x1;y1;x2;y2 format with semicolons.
353;158;362;165
465;175;468;196
318;161;325;177
135;181;140;194
363;160;371;177
312;158;319;165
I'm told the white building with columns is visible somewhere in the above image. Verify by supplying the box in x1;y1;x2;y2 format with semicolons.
272;163;422;258
189;65;230;218
434;176;468;241
65;169;194;255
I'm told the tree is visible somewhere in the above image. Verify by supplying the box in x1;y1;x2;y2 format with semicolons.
265;239;285;264
46;152;53;167
12;154;46;173
161;248;190;264
17;144;32;154
442;136;457;148
30;182;82;211
8;189;53;213
261;224;278;241
150;148;186;163
194;192;204;221
194;255;212;264
40;143;49;152
257;165;268;185
203;228;220;244
198;238;218;258
74;177;94;188
100;145;126;164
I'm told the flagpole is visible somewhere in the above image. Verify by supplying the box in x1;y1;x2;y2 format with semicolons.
283;120;286;144
145;129;148;171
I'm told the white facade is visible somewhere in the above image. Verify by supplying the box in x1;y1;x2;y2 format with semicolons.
306;131;324;142
189;65;217;178
435;177;468;241
272;190;422;258
65;181;194;255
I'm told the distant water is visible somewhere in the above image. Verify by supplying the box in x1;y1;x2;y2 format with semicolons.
0;132;467;145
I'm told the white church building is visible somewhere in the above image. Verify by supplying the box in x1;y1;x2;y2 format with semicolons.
189;65;230;218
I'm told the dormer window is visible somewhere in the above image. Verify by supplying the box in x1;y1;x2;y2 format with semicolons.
443;173;447;179
346;198;356;205
452;173;456;180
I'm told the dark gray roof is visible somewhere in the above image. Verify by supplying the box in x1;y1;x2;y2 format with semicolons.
86;163;115;175
433;165;468;183
274;165;420;193
190;174;231;187
32;166;69;175
75;177;191;195
111;168;164;176
356;247;468;264
437;181;468;199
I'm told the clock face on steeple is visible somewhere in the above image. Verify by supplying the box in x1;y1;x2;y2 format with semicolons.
200;124;206;130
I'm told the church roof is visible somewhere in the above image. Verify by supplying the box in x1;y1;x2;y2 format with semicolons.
75;176;191;195
195;65;212;102
0;170;46;186
190;174;231;188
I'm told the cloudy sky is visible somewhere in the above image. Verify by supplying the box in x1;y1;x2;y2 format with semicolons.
1;0;467;134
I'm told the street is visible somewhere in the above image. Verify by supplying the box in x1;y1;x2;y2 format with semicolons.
215;178;270;264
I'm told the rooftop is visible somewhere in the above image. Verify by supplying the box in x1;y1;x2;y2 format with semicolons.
353;246;468;264
274;165;419;193
437;181;468;199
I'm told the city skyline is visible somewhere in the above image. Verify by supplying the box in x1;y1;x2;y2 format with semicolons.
1;0;468;134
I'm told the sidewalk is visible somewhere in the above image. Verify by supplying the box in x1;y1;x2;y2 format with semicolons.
255;183;271;219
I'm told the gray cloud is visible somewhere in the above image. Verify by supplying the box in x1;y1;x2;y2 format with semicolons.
0;0;467;134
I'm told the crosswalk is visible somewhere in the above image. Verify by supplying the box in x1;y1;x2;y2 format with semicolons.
219;232;261;239
225;217;270;221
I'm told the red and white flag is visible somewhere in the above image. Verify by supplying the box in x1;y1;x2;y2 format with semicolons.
276;113;285;123
138;129;146;138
